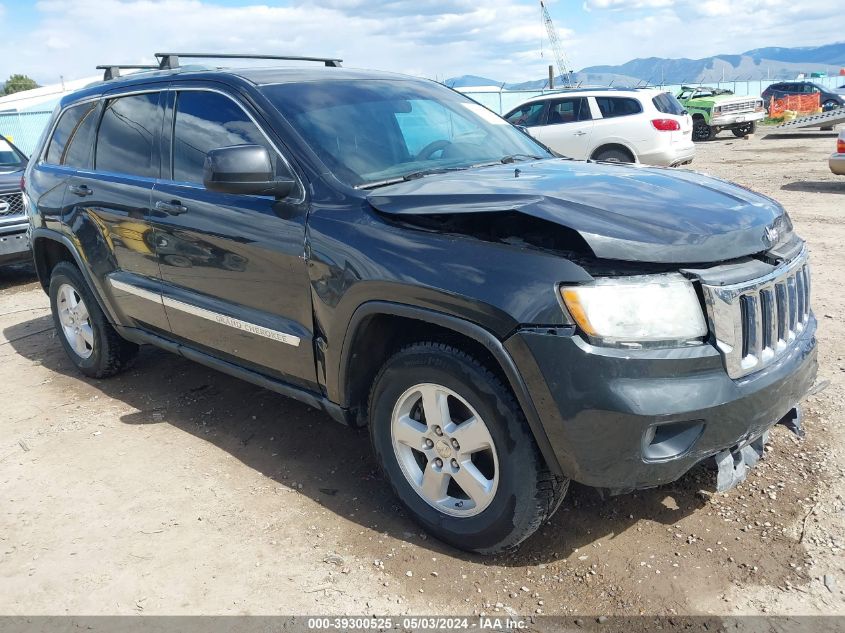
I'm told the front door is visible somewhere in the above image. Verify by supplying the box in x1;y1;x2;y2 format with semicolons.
150;87;317;389
531;96;594;159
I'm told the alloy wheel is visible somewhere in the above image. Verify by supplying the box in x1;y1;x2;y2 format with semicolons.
57;283;94;359
390;383;499;517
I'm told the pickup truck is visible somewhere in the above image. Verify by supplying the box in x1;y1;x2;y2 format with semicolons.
677;86;766;141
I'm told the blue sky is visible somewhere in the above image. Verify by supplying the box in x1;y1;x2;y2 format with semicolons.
0;0;840;84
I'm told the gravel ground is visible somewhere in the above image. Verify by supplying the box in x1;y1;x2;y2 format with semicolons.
0;127;843;618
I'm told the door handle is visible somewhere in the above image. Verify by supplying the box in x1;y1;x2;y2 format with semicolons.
573;131;588;136
154;200;188;216
68;184;93;197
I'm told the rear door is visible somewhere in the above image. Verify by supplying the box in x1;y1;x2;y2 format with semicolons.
530;96;593;159
150;86;317;388
63;90;171;332
591;95;648;155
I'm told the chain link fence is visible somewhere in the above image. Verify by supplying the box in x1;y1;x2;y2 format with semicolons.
462;76;844;115
0;110;54;157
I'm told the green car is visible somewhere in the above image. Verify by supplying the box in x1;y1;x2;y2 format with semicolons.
677;86;766;142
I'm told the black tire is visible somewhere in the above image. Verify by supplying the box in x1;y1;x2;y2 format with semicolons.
48;261;138;378
732;121;757;137
593;148;633;163
822;100;840;112
368;342;568;554
693;119;715;142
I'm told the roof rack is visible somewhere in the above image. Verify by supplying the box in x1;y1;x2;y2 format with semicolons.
97;64;160;81
154;53;343;70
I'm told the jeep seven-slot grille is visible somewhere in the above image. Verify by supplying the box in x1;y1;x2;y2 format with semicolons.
0;192;24;217
701;249;811;379
719;100;758;114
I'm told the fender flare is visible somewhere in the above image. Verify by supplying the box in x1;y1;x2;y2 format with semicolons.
30;228;121;326
337;301;563;476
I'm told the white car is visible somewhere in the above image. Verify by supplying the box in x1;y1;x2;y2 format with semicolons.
504;88;695;167
831;129;845;176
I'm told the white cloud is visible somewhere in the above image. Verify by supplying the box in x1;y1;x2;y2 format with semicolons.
0;0;840;86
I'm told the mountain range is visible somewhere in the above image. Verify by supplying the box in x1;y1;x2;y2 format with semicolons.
446;42;845;89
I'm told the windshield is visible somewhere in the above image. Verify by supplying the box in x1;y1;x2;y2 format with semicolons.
262;79;551;187
0;138;26;171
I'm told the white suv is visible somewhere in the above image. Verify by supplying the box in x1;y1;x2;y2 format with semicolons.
504;88;695;167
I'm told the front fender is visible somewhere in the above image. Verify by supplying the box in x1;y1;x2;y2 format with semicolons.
333;300;566;476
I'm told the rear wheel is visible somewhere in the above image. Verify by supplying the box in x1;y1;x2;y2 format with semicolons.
48;262;138;378
732;121;757;137
593;148;633;163
368;342;568;554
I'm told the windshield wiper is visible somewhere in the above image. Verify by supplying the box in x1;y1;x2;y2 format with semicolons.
499;153;544;164
357;166;470;190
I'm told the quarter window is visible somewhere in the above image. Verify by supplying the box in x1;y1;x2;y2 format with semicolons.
172;91;272;184
595;97;642;118
652;93;685;116
46;101;99;167
95;93;161;178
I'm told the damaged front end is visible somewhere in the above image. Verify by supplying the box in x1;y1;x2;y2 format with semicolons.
714;407;804;493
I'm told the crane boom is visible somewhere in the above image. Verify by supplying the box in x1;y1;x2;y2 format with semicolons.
540;0;572;88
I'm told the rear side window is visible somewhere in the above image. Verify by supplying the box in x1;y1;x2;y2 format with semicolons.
652;93;685;116
547;97;591;124
172;91;271;184
505;102;547;127
45;101;99;167
95;93;161;178
595;97;642;118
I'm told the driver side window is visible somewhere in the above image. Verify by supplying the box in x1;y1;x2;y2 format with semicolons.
394;100;481;157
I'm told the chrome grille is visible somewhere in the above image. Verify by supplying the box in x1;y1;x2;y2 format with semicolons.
0;192;24;217
719;100;758;114
701;249;811;379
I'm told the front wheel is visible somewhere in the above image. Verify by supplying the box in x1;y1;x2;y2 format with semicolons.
49;262;138;378
822;100;840;112
693;120;716;142
732;121;757;137
368;342;568;554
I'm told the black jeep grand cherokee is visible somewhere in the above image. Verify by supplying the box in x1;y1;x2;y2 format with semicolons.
24;54;817;554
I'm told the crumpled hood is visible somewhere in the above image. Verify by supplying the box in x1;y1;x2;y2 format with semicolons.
367;159;791;264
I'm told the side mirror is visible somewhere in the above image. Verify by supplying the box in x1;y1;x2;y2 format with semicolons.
203;145;295;198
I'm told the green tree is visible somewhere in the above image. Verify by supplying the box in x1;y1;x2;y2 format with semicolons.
3;74;39;95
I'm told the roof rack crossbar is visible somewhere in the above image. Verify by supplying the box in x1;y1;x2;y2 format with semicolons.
97;64;160;81
154;53;343;70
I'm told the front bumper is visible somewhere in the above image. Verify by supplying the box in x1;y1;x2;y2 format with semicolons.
504;316;817;490
830;153;845;176
0;226;30;265
710;111;766;127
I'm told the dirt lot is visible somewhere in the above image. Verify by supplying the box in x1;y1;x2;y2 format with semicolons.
1;128;843;618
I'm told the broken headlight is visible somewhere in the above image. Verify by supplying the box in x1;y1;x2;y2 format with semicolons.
559;273;707;347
